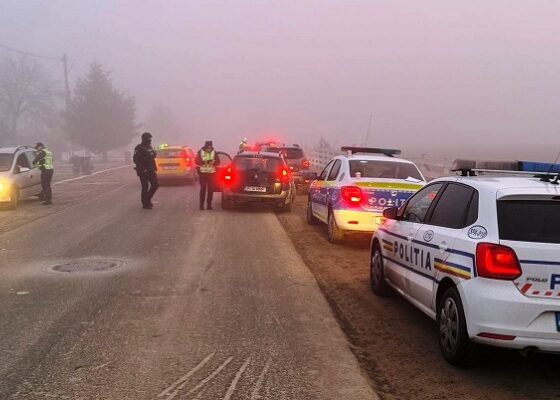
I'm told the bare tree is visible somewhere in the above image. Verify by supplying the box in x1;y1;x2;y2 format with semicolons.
0;55;57;145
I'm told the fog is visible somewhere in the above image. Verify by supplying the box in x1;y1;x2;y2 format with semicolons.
1;0;560;161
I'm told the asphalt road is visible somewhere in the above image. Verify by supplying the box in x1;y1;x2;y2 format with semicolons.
0;169;376;399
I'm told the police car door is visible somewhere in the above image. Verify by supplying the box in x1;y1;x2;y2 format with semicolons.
415;183;478;311
384;183;445;294
310;160;334;223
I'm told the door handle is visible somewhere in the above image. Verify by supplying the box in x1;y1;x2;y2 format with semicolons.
438;242;448;252
407;234;414;242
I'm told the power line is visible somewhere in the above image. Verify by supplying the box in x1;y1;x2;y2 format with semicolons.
0;43;61;62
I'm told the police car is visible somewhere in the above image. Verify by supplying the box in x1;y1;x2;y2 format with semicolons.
307;147;426;242
370;162;560;365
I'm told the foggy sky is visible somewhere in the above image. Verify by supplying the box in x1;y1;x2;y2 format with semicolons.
1;0;559;160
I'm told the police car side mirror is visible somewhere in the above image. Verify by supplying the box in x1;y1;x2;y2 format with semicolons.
383;207;399;220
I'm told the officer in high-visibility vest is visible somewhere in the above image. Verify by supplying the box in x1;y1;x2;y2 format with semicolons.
238;137;249;153
195;140;220;210
33;142;54;205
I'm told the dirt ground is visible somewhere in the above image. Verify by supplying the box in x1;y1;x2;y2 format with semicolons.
276;196;560;400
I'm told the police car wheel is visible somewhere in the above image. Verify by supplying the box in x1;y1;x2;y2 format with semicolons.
437;287;479;366
327;212;344;243
306;200;320;225
370;246;390;296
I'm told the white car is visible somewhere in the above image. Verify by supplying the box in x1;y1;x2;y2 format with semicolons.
370;168;560;365
0;146;42;209
307;147;426;242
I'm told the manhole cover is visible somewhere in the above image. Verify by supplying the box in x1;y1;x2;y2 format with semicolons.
51;260;124;273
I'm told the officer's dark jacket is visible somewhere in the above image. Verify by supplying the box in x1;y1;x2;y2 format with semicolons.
133;143;157;173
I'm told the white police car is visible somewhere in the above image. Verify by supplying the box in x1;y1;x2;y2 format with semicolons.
307;147;426;242
370;164;560;365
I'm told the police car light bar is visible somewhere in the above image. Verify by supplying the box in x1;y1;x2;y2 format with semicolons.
453;159;560;179
341;147;402;157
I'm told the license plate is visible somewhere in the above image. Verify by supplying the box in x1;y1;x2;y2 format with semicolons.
556;312;560;332
163;166;176;170
244;186;267;192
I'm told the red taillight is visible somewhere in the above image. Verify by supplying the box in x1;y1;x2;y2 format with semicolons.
477;332;516;341
476;243;522;280
301;158;310;169
280;168;290;184
223;166;234;184
341;186;363;204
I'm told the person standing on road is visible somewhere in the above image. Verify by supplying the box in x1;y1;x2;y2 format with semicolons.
196;140;220;210
33;142;54;205
133;132;159;210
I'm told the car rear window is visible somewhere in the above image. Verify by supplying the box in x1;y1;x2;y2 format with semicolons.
349;160;423;181
0;154;13;172
234;156;282;172
498;200;560;243
156;149;186;158
282;148;304;159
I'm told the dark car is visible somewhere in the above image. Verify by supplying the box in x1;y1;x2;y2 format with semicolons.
262;144;314;192
221;151;296;211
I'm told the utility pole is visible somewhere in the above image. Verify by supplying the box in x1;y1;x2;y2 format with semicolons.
62;54;70;109
61;54;73;157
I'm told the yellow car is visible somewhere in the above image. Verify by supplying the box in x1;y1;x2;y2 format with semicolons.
155;146;197;184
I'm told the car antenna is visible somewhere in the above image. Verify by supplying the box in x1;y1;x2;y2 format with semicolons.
540;148;560;183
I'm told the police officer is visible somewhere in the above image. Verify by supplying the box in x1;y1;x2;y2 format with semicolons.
238;137;249;153
195;140;220;210
33;142;54;205
133;132;159;209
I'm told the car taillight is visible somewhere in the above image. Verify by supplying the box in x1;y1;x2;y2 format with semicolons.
476;243;522;280
341;186;363;204
185;157;191;164
278;168;290;184
301;158;310;169
223;166;234;184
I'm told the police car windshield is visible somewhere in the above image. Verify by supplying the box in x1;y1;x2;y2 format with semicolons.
156;149;186;158
349;160;423;181
498;200;560;244
234;156;282;172
0;154;13;172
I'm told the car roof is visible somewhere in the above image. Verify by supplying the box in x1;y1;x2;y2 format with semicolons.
337;153;417;164
0;146;26;154
432;175;560;195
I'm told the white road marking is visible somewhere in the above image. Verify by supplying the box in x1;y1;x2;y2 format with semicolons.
90;360;113;371
223;357;251;400
250;358;272;400
16;291;29;296
157;352;215;398
53;165;129;186
185;356;234;395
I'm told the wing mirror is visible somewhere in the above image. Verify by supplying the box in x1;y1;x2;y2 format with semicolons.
18;167;31;173
383;206;400;220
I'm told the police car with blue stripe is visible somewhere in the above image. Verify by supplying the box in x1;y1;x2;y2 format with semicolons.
370;160;560;365
307;147;426;242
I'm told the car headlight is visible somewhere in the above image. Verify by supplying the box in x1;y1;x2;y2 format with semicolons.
0;180;11;193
